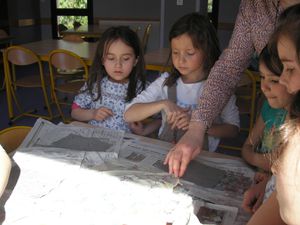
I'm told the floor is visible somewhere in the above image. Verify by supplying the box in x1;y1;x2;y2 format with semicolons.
0;65;248;157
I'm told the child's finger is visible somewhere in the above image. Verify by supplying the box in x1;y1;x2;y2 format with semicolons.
252;194;264;213
176;119;188;129
101;107;113;115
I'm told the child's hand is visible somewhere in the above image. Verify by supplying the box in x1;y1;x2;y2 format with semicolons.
254;171;269;184
162;100;186;124
171;108;191;130
93;107;113;121
129;122;145;135
242;181;266;213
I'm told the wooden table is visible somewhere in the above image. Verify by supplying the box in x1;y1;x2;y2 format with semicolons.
21;39;98;66
61;25;110;38
144;48;171;72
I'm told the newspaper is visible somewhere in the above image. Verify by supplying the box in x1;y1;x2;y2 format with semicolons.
3;119;254;225
20;118;124;158
193;199;238;225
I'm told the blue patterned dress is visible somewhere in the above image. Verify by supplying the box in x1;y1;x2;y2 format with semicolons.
73;77;133;132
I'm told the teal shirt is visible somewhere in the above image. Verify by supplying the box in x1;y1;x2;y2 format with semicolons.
258;100;287;154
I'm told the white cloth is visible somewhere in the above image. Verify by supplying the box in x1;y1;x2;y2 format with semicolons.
125;72;240;151
264;175;276;201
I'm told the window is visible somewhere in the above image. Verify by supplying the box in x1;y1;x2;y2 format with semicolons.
51;0;93;38
207;0;219;29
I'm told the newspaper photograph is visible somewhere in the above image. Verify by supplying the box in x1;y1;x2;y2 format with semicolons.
193;200;238;225
19;118;124;155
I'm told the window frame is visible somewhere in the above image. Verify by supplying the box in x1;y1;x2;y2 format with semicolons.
50;0;93;39
208;0;219;29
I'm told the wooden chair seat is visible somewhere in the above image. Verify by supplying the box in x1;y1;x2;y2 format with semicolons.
14;74;50;87
0;126;31;154
56;80;85;94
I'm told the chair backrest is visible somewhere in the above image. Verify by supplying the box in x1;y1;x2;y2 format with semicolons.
0;126;31;154
236;69;257;131
142;24;152;53
4;45;39;66
48;49;89;76
3;46;45;87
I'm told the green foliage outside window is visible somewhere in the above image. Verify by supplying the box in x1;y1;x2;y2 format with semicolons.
208;0;213;13
57;0;87;9
57;0;88;29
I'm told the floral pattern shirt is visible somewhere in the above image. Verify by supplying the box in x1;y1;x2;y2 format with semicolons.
73;77;132;132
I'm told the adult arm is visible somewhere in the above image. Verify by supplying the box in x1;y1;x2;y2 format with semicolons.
0;146;11;197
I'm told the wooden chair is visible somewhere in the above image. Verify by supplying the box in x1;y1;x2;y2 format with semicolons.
0;126;31;154
3;45;53;123
0;29;12;90
218;69;258;152
141;24;152;53
235;69;257;132
48;49;89;122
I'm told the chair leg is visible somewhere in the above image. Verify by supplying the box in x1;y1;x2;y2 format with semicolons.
41;86;53;120
52;90;67;123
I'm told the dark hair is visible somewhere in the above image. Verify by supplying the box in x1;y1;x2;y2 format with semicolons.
85;26;146;102
259;45;283;76
165;13;220;86
270;3;300;119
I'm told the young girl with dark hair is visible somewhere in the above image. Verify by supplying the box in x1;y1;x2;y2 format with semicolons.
71;26;147;132
125;13;239;151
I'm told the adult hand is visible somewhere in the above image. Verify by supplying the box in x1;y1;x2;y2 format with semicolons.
163;121;206;177
93;107;113;121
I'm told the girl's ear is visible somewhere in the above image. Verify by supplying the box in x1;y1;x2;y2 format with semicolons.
134;56;139;66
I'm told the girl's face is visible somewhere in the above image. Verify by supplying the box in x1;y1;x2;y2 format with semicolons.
171;33;205;83
272;130;300;225
102;39;137;83
260;62;293;109
278;35;300;94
